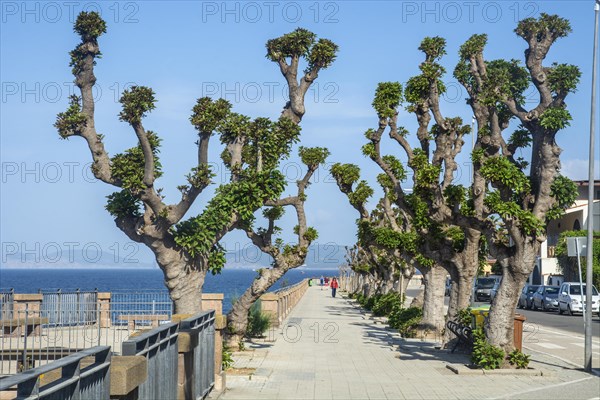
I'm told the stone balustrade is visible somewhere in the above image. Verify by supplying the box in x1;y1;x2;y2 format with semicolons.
260;279;309;328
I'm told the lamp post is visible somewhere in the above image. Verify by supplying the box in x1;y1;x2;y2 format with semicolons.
584;0;599;373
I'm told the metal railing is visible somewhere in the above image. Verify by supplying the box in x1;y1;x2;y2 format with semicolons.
0;291;174;376
180;311;216;399
122;322;179;400
40;290;98;326
0;346;111;399
0;289;14;320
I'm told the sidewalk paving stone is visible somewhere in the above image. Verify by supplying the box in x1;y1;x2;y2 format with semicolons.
220;286;600;399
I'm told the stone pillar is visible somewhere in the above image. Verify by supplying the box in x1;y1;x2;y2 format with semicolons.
201;293;223;314
214;314;227;392
13;294;43;318
260;293;279;328
97;292;111;328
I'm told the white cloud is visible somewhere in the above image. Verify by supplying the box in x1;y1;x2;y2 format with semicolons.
560;159;600;181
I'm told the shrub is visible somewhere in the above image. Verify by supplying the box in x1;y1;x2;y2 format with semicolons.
363;294;380;311
457;307;472;327
388;305;423;337
471;328;505;370
372;292;403;316
355;293;365;305
246;300;271;338
222;345;234;370
507;348;530;369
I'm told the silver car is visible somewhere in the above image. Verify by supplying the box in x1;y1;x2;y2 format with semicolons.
531;285;559;311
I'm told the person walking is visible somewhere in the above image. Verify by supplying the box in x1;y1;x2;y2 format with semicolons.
320;275;324;290
331;277;339;298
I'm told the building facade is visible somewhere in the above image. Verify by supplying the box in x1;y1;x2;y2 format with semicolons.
531;180;600;286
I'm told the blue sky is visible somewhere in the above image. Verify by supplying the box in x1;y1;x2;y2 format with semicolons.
1;1;599;267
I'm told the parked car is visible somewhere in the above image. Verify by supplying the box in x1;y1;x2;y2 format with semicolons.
474;277;500;302
557;282;600;316
517;284;540;309
531;285;559;311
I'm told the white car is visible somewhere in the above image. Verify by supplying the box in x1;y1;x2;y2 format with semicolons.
557;282;600;316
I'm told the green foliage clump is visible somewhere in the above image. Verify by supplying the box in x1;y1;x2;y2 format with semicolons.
372;292;403;317
372;82;402;118
507;349;530;369
266;28;338;72
382;155;406;181
547;63;581;95
306;38;339;71
483;59;529;105
546;175;577;220
362;294;380;311
471;328;505;370
515;13;572;43
484;192;544;236
263;206;284;221
330;163;361;187
405;193;432;229
173;170;286;272
190;97;232;134
302;227;319;242
444;185;472;214
222;345;234;370
361;143;376;159
266;28;315;59
105;190;142;218
119;86;157;125
508;127;532;150
348;181;373;208
409;149;441;189
539;107;572;131
457;307;473;327
55;95;87;138
73;11;106;41
458;34;488;60
480;156;530;194
246;300;271;338
298;146;330;167
110;131;163;191
419;36;446;60
388;305;423;337
68;12;106;75
186;165;214;189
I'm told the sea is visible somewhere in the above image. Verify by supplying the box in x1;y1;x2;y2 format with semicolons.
0;267;339;313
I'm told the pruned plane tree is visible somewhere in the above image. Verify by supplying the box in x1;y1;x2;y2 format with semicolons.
55;12;337;314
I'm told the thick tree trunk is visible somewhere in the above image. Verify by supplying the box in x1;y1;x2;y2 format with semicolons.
443;229;480;345
165;268;206;314
150;240;206;314
225;267;287;347
442;263;477;345
485;269;528;352
419;266;447;336
486;243;536;352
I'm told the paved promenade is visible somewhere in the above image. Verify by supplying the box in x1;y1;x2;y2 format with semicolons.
220;286;600;400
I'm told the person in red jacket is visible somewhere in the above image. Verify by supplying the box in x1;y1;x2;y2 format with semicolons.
330;277;339;298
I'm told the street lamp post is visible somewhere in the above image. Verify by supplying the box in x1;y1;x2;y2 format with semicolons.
584;0;599;373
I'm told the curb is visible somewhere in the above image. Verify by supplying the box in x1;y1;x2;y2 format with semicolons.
445;363;551;376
